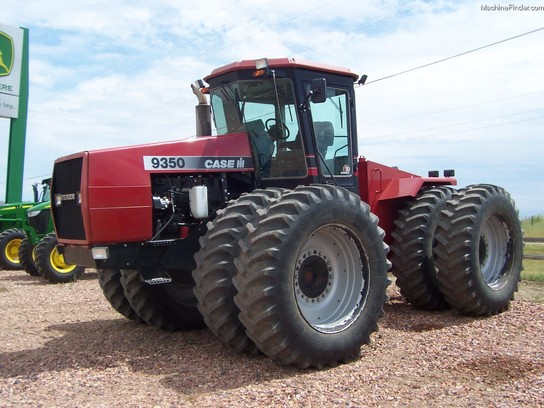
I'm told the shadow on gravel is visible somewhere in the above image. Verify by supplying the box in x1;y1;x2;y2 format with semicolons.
0;317;299;394
382;294;475;332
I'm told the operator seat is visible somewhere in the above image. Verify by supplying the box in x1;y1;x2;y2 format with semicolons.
245;119;274;176
313;121;334;158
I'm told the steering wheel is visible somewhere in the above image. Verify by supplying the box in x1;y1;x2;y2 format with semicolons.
265;118;290;140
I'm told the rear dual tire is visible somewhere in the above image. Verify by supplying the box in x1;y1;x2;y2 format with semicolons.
434;184;523;316
391;186;453;310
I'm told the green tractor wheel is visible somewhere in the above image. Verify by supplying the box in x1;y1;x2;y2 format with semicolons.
0;228;26;270
35;233;85;283
18;238;41;276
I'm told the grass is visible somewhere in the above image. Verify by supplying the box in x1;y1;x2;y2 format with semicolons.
522;260;544;281
521;214;544;282
522;214;544;238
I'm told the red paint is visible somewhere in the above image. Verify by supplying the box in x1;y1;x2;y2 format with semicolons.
358;158;456;242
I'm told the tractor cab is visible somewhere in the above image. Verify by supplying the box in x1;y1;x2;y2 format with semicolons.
32;178;51;203
202;58;360;191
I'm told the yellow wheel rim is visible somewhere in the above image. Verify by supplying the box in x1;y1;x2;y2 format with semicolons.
5;238;22;264
50;246;77;274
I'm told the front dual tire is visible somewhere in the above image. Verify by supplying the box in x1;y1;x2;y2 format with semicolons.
233;185;390;369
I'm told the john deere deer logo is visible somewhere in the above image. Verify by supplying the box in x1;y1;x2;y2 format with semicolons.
0;31;14;77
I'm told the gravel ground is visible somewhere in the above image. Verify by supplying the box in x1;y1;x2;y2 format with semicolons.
0;269;543;408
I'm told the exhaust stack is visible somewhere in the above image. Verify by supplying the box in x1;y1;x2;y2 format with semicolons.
191;82;212;137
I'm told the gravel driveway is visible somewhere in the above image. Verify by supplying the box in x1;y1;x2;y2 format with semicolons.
1;269;542;407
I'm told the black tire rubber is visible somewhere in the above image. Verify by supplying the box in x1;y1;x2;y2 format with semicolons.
0;228;26;270
35;233;86;283
97;269;142;322
120;269;205;331
233;185;390;369
434;184;523;316
390;186;453;310
18;238;40;277
193;188;284;355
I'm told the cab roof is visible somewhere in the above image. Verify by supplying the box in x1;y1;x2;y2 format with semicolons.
205;57;359;82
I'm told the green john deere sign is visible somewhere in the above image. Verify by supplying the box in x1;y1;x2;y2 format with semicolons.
0;23;24;119
0;31;14;76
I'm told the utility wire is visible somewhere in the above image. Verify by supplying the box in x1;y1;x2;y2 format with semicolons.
362;26;544;85
363;89;544;126
363;108;544;141
362;114;544;145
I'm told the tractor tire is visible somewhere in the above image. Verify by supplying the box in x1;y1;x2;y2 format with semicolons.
193;188;284;355
18;238;40;277
97;269;142;322
120;269;205;331
35;233;85;283
434;184;523;316
390;186;453;310
233;185;390;369
0;228;26;270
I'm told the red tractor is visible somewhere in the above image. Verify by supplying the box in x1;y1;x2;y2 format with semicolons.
50;58;523;368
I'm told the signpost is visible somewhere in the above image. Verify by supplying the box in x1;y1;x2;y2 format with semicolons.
0;23;29;203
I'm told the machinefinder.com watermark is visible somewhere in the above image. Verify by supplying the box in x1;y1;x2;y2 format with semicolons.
481;4;544;11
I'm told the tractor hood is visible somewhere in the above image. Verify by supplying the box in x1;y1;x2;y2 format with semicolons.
71;132;254;185
52;132;255;244
55;132;254;190
0;202;35;214
27;200;51;213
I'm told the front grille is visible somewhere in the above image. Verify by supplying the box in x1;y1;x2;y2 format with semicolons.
52;157;86;240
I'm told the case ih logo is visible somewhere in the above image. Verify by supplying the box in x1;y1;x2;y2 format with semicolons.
0;31;14;77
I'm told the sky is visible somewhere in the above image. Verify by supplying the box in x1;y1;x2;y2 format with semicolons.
0;0;543;216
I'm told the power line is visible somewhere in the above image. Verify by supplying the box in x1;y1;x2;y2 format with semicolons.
363;108;544;142
362;113;544;145
362;89;544;126
362;26;544;85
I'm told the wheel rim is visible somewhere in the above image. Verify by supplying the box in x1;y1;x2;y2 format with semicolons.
5;238;22;264
478;214;511;289
50;247;77;273
294;225;368;334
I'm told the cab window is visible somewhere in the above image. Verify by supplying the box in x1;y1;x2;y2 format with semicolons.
310;88;352;177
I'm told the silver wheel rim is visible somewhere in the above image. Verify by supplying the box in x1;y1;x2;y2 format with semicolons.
479;215;510;289
294;225;367;333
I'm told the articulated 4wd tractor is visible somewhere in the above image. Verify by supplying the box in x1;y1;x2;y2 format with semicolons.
50;58;523;369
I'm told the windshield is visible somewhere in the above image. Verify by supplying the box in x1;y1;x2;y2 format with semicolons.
210;79;307;178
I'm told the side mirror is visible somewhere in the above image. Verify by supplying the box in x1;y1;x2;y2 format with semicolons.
310;78;327;104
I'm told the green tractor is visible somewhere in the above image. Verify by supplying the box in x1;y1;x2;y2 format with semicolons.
19;200;85;283
0;179;50;270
